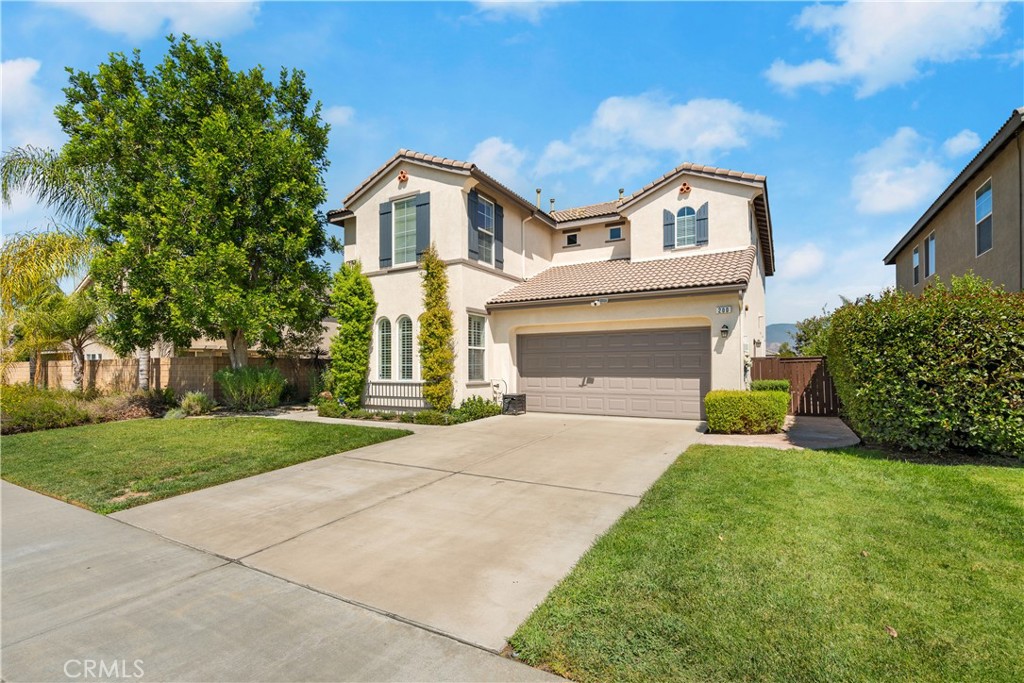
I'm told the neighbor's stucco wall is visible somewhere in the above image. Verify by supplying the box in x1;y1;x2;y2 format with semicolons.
550;221;630;265
894;136;1023;292
625;174;761;263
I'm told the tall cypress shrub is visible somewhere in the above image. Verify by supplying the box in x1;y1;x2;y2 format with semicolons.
419;244;455;412
326;261;377;407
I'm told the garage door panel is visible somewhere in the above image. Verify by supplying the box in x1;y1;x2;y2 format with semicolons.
517;327;710;420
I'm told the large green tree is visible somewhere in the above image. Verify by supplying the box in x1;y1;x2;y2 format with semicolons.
418;245;455;412
56;35;333;369
326;262;376;407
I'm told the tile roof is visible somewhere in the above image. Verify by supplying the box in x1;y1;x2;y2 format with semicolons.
550;200;622;222
488;247;756;306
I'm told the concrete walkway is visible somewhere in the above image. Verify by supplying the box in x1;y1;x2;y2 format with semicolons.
112;413;701;652
699;415;860;450
1;481;558;682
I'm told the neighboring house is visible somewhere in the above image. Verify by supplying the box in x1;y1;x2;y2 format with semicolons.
328;149;775;420
885;107;1024;292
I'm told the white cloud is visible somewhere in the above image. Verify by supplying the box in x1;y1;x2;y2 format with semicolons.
767;1;1007;97
470;136;528;191
471;1;564;24
778;243;826;281
1;57;62;149
942;129;981;158
851;127;950;215
51;1;260;40
537;94;779;182
323;105;355;128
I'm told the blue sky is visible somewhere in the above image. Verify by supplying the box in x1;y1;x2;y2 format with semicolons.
2;1;1022;323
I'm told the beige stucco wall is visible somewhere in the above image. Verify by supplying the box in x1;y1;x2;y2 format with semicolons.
625;174;761;263
894;136;1023;292
550;221;631;265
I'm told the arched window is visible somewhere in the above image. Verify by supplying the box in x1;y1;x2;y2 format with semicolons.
676;207;696;247
378;318;392;380
397;316;414;380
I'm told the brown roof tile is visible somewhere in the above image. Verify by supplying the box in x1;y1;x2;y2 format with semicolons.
488;247;755;306
550;200;622;222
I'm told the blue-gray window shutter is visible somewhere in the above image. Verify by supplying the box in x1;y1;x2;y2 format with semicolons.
494;203;504;270
696;202;709;246
379;202;392;268
467;189;480;259
663;209;675;250
415;192;431;260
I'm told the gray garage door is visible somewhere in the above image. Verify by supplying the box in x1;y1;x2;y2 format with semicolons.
517;327;711;420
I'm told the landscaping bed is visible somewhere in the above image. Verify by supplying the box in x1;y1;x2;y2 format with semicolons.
509;444;1024;683
1;417;409;513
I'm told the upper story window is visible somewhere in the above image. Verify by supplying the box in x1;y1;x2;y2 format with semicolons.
378;318;392;380
608;226;622;241
925;233;936;278
565;232;579;247
976;179;993;256
676;207;696;247
468;315;486;382
393;198;417;265
912;247;920;286
477;196;495;265
398;316;414;380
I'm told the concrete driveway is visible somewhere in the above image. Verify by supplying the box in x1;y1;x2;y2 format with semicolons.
114;413;700;651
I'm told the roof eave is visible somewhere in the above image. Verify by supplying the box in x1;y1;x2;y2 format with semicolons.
884;107;1024;265
487;282;747;311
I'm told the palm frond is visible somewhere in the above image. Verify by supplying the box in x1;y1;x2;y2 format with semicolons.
0;145;101;228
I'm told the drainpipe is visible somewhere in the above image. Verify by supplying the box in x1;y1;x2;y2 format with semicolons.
738;288;748;388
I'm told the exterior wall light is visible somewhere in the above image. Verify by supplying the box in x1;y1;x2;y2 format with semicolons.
720;324;730;338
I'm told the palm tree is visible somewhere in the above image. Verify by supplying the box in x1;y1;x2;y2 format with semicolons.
17;289;99;392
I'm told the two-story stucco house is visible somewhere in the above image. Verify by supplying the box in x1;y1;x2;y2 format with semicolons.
885;107;1024;292
328;149;775;420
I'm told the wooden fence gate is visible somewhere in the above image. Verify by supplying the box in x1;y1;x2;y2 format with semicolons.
751;357;840;416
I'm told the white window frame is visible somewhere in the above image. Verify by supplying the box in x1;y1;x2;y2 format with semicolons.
397;316;414;381
676;207;697;248
608;226;622;240
975;178;993;257
378;318;392;380
477;196;495;266
565;232;579;247
467;314;486;382
392;197;417;266
924;232;936;279
912;247;920;286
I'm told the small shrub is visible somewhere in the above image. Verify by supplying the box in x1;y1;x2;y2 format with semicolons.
398;412;416;423
752;379;790;393
180;391;216;416
375;411;399;421
317;400;347;418
214;366;286;411
705;390;788;434
451;395;502;423
0;384;91;434
348;408;374;420
414;409;451;425
163;407;185;419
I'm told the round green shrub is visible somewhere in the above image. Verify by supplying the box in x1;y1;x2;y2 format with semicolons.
317;400;347;419
704;390;788;434
180;391;216;416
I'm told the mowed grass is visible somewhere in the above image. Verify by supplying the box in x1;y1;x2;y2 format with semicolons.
1;417;409;514
510;445;1024;683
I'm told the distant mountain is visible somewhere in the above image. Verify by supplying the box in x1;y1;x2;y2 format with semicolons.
766;323;798;355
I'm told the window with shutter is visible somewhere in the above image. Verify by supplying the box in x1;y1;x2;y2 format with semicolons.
393;198;417;265
675;207;696;247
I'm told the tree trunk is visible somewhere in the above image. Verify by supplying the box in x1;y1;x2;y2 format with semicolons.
137;347;150;391
225;329;249;370
70;343;85;393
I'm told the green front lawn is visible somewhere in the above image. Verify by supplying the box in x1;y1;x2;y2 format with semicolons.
1;417;409;514
510;445;1024;683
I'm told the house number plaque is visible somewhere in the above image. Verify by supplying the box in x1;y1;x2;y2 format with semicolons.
716;306;733;314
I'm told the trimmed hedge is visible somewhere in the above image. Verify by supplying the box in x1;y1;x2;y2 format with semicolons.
825;274;1023;457
705;390;788;434
752;379;790;393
